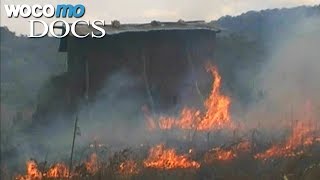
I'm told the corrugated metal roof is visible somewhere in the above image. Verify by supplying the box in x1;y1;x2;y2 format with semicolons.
63;20;220;36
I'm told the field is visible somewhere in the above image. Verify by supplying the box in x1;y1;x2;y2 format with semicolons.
10;65;320;180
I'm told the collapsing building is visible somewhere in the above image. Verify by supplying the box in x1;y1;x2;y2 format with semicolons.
33;20;220;126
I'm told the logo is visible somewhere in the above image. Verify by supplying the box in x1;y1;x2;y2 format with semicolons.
4;3;107;38
4;4;85;18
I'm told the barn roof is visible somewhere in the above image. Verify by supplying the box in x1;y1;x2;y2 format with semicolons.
68;20;219;36
58;20;220;51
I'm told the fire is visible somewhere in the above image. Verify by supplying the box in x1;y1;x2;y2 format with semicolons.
157;108;201;130
204;148;236;164
143;144;200;169
215;149;236;161
204;141;252;163
16;160;42;180
158;116;176;130
118;160;139;175
255;121;317;160
16;153;100;179
197;65;232;131
146;64;232;132
255;102;319;160
84;153;99;174
46;163;69;178
176;108;201;129
16;161;70;180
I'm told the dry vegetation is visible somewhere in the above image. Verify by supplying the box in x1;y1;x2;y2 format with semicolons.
11;140;320;180
11;65;320;180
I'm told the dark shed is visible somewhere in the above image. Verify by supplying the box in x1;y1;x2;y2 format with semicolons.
33;21;220;125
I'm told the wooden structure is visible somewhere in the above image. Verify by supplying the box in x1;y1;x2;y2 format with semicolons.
33;21;220;125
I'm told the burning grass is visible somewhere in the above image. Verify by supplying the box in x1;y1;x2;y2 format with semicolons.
143;144;200;169
146;64;233;132
255;121;317;160
14;138;320;180
12;64;320;180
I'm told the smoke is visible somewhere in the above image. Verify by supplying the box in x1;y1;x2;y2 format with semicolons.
75;70;152;148
245;16;320;128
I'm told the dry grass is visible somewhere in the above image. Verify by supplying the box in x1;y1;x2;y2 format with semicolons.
8;143;320;180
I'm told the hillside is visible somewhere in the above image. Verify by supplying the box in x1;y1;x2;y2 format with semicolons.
214;5;320;40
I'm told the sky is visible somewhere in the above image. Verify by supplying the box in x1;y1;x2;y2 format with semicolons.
1;0;319;34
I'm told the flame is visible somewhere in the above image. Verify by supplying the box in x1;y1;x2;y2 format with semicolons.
16;161;71;180
213;148;236;161
197;65;232;131
255;101;319;160
85;153;99;174
143;144;200;169
16;153;100;179
204;141;251;163
159;116;176;130
118;160;139;175
156;108;201;130
176;108;201;129
46;163;69;178
204;148;236;164
255;121;316;160
146;64;232;132
16;160;42;180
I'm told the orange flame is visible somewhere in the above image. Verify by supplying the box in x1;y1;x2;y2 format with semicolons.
255;121;316;160
204;148;236;163
176;108;201;129
16;153;101;179
146;64;232;132
16;161;71;180
85;153;99;175
255;101;319;160
204;141;251;163
197;65;232;131
212;148;236;161
118;160;139;175
158;108;201;130
46;163;69;178
16;160;42;180
143;144;200;169
159;116;176;130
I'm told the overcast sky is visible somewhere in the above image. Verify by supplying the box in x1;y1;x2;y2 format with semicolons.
1;0;319;34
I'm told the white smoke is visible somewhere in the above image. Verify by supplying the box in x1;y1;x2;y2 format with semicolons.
245;17;320;128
